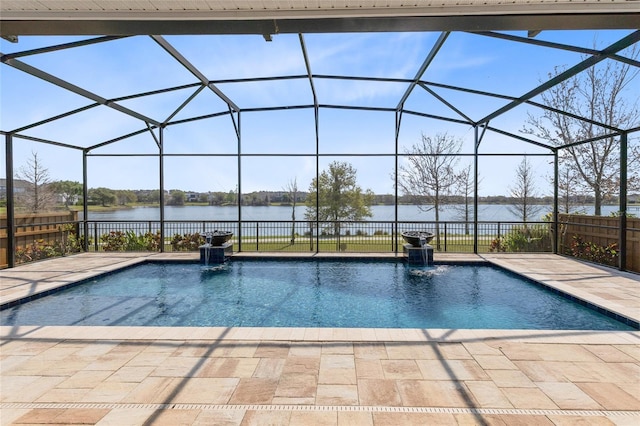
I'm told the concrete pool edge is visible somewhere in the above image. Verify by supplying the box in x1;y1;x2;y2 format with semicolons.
2;325;639;345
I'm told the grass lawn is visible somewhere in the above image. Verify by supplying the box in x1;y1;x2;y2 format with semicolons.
221;235;491;253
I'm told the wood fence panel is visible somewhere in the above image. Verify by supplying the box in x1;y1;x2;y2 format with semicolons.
559;213;639;273
0;211;79;268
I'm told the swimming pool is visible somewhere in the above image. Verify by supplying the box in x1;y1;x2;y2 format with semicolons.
1;260;635;330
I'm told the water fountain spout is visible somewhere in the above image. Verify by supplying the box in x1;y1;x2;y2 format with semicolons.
199;230;234;266
401;231;434;266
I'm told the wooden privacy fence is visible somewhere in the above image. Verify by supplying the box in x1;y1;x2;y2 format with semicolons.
0;211;79;269
558;213;639;273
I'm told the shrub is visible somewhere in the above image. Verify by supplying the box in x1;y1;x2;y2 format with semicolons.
570;235;618;267
488;224;551;253
15;225;87;264
59;224;85;254
101;231;127;251
101;230;161;252
488;237;506;252
170;232;205;251
508;225;551;252
15;239;60;263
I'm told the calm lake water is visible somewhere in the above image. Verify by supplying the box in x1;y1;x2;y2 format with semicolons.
85;204;619;222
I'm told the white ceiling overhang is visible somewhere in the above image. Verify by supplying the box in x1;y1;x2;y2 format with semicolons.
2;0;639;38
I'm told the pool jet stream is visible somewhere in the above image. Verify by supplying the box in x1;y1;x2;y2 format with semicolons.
203;232;212;267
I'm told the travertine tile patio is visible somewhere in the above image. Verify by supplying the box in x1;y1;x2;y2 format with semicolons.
1;252;639;425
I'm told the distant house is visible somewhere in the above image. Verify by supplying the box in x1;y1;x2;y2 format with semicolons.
0;178;29;201
185;192;200;202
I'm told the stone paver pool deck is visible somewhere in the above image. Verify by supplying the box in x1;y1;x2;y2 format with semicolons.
1;253;639;425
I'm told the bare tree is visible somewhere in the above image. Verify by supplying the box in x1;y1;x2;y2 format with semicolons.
524;44;640;215
554;153;588;214
451;164;475;235
397;132;462;249
283;177;298;244
16;151;55;213
628;141;640;194
508;157;543;222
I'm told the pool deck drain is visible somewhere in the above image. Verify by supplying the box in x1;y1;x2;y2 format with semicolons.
3;402;639;417
1;252;639;425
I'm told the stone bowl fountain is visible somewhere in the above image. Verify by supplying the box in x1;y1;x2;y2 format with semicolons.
401;231;435;247
206;230;233;246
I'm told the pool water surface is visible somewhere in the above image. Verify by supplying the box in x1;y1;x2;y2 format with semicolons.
0;260;634;330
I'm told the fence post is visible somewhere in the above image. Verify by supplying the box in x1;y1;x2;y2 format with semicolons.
5;133;16;268
619;132;627;271
392;222;396;253
94;223;98;252
444;222;447;252
256;222;259;251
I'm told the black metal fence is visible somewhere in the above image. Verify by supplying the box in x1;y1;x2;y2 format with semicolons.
81;220;553;254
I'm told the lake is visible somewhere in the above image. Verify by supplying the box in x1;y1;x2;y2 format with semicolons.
85;204;619;222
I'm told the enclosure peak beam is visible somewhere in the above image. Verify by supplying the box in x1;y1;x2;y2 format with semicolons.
299;34;318;108
151;35;240;112
477;30;640;126
396;31;449;111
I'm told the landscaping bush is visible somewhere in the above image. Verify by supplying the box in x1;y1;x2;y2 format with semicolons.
569;235;618;267
170;232;205;251
488;237;506;252
15;239;60;263
101;230;161;251
488;224;551;253
15;225;85;264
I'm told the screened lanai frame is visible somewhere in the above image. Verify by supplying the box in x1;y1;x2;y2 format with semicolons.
1;8;639;270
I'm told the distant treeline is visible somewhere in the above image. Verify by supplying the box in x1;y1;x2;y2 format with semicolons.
133;189;605;207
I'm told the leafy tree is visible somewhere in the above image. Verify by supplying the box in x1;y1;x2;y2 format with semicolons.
209;192;226;206
135;189;160;204
396;132;462;249
284;178;299;244
115;189;137;206
225;188;237;205
524;45;639;215
167;190;185;206
508;157;543;222
305;161;374;238
89;187;116;207
49;180;82;209
15;151;55;213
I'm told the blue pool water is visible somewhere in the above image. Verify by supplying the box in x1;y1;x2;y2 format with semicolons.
1;260;634;330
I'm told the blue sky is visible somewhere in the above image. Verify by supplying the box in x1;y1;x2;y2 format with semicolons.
1;30;637;197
